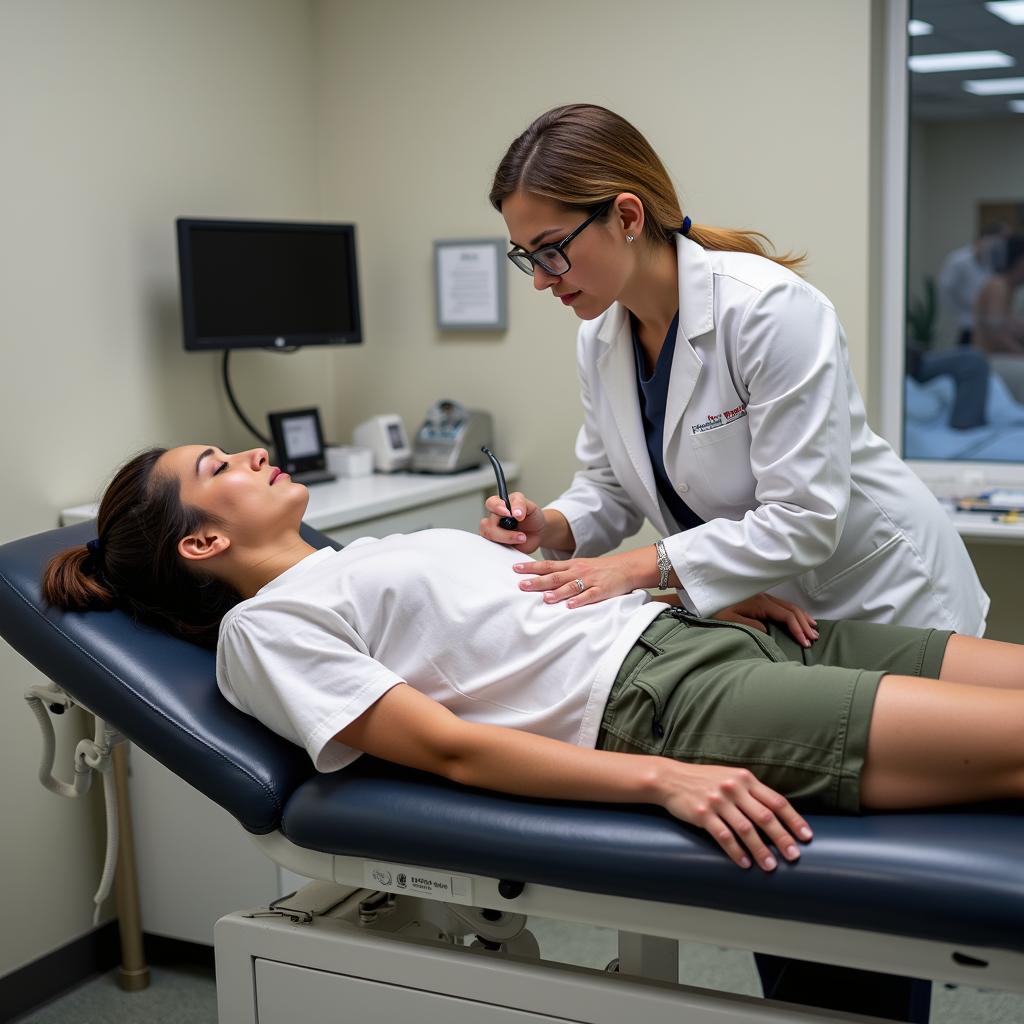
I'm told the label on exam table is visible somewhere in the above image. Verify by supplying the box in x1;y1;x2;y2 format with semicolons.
364;861;473;903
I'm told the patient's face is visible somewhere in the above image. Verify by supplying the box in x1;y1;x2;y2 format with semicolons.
159;445;308;543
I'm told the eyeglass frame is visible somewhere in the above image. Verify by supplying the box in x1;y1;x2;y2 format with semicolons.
506;199;615;277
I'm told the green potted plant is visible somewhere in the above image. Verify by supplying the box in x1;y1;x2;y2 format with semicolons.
907;275;937;347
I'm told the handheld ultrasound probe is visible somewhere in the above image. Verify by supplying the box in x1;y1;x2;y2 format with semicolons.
481;446;519;531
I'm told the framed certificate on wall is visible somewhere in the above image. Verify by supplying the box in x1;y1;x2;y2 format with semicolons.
434;238;507;331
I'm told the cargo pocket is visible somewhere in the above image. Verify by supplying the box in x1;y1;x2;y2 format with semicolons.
631;676;671;752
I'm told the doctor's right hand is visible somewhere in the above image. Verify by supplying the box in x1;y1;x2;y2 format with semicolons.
480;492;546;554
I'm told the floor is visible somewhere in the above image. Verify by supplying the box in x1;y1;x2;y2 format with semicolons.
13;919;1024;1022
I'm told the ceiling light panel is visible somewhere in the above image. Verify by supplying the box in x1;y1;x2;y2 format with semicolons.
986;2;1024;25
963;76;1024;94
909;50;1015;73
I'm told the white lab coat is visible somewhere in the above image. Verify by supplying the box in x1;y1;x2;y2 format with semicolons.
546;234;989;636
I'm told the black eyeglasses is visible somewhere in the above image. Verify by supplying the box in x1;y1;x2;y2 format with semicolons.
506;199;614;277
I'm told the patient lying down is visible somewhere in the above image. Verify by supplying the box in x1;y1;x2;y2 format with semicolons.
43;446;1024;874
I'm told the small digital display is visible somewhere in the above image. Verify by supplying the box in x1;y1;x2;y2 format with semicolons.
283;415;321;459
268;407;326;474
387;423;406;450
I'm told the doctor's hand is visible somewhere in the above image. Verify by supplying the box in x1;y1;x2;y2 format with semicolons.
512;551;645;607
480;491;547;553
653;760;813;871
712;594;818;648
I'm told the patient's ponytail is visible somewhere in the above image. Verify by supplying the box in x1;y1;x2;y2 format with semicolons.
42;544;116;612
43;448;240;649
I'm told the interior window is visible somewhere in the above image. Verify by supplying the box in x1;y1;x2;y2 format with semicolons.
904;0;1024;462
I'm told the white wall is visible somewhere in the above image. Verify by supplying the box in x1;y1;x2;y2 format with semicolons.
314;0;877;509
0;0;322;981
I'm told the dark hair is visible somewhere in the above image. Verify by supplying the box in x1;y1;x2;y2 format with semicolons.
490;104;805;272
1002;233;1024;273
979;222;1007;239
42;448;240;648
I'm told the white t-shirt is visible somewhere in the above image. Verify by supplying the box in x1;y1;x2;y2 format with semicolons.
216;529;664;772
938;244;992;331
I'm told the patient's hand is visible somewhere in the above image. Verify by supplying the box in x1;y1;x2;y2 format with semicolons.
713;593;818;647
654;761;813;871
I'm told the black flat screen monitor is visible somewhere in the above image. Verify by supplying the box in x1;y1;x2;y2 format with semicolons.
176;218;362;351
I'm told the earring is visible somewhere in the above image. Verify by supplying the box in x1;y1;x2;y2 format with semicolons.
626;235;635;243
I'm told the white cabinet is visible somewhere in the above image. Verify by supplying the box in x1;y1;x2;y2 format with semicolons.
254;960;569;1024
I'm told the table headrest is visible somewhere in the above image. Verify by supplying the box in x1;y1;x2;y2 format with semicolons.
0;521;335;834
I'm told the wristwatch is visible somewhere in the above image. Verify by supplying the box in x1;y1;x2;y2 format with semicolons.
654;540;672;590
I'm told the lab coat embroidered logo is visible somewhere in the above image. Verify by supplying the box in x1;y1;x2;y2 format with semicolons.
691;404;747;434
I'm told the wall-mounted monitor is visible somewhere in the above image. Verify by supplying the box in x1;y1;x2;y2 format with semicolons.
176;218;362;351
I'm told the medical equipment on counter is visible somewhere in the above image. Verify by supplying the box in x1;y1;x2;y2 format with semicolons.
352;414;411;472
412;399;492;473
482;446;518;530
267;408;335;485
3;523;1023;1024
324;445;373;478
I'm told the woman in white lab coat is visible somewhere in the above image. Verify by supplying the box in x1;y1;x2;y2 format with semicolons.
482;104;988;645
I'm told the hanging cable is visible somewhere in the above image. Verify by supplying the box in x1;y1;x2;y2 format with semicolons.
221;349;272;446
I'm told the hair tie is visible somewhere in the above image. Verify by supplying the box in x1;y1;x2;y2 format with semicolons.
86;538;102;555
681;216;692;236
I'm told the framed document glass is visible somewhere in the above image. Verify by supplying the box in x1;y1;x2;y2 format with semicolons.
434;238;507;331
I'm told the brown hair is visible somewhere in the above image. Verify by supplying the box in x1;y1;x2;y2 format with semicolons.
42;448;239;648
490;103;805;272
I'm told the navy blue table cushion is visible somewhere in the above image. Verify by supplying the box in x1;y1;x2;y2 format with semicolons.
283;759;1024;954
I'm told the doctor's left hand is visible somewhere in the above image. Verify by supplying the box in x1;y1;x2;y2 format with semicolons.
513;552;643;608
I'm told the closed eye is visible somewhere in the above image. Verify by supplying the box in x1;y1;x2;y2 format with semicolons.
214;462;228;476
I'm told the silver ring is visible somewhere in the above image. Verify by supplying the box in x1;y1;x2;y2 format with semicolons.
573;578;586;594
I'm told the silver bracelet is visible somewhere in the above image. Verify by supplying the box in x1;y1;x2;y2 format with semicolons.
654;540;672;590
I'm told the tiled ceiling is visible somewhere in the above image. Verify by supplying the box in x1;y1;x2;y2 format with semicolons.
911;0;1024;119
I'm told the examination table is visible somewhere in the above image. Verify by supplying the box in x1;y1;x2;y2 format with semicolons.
2;522;1023;1024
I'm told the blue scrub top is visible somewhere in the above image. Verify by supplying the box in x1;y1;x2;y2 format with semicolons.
631;311;705;532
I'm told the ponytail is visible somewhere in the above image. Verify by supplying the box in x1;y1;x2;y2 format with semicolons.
42;544;116;612
685;224;805;274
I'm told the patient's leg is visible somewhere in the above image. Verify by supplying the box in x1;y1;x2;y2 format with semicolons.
860;674;1024;808
938;634;1024;689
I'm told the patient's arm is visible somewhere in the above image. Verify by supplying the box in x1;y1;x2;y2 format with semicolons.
337;683;811;872
975;278;1024;353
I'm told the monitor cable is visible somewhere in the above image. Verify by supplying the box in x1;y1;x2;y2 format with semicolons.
221;349;272;446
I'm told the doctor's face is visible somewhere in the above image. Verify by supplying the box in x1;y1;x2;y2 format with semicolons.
502;191;630;320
